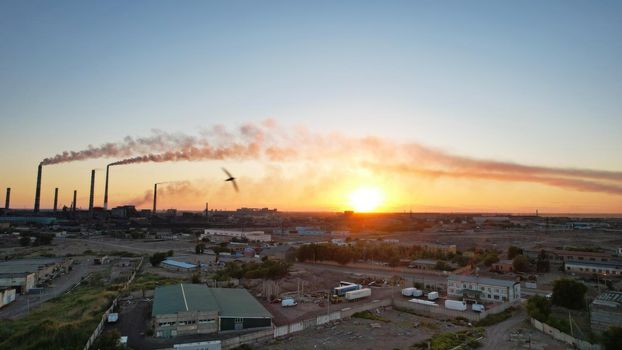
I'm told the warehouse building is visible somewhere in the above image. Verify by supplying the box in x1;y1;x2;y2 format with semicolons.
591;291;622;333
202;229;271;243
152;284;272;338
564;260;622;276
447;275;521;303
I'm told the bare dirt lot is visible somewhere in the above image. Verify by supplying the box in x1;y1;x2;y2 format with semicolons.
259;308;456;350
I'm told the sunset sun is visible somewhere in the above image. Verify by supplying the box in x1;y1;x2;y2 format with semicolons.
348;187;385;212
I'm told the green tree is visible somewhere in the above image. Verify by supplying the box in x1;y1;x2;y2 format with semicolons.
191;272;201;284
434;260;452;271
601;326;622;350
552;278;588;310
536;250;550;273
92;329;123;350
34;234;54;246
150;252;167;266
526;295;551;322
167;249;174;257
19;236;30;247
512;255;530;272
507;246;523;259
483;253;499;266
195;243;205;254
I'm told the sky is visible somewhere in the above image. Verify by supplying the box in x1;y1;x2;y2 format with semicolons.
0;0;621;213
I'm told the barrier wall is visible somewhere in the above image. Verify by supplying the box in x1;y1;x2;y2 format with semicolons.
530;318;601;350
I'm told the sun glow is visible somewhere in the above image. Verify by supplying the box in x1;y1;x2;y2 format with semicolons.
348;187;384;212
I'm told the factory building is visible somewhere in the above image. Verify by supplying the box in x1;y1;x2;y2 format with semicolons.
421;243;457;255
0;288;16;308
152;284;272;338
202;229;271;243
0;258;71;293
408;259;438;271
564;260;622;276
161;259;198;272
591;291;622;333
447;275;521;303
0;271;36;293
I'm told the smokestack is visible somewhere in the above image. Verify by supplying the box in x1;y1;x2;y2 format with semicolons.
153;183;158;214
103;164;110;210
34;163;42;213
53;188;59;212
72;190;77;212
205;202;209;217
89;169;95;212
4;188;10;210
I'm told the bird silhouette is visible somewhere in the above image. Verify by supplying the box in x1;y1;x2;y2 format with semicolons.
222;168;239;192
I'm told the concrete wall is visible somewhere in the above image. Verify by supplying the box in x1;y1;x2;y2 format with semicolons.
0;288;16;308
530;318;600;350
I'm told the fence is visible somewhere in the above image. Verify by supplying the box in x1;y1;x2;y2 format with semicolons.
392;298;484;322
530;318;601;350
83;257;144;350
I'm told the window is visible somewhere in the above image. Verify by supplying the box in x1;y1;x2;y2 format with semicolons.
494;295;499;300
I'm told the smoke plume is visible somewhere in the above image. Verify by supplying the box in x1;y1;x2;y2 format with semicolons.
42;120;622;196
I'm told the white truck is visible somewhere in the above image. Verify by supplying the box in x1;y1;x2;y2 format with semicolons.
471;303;485;313
444;300;467;311
427;291;439;301
345;288;371;301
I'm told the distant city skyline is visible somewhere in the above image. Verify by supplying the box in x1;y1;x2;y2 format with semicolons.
1;1;621;213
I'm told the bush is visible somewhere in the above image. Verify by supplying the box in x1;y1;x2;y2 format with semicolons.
149;252;168;266
526;296;551;322
507;246;523;259
475;307;515;327
512;255;530;272
601;326;622;350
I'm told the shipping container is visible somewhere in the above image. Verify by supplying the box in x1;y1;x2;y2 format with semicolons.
345;288;371;301
444;300;467;311
427;291;439;300
471;303;485;312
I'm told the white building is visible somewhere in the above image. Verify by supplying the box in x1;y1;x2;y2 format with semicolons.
202;229;271;243
447;275;521;303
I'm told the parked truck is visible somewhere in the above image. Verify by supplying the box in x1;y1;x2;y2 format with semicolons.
345;288;371;301
427;291;439;301
444;300;467;311
471;303;485;313
333;283;362;296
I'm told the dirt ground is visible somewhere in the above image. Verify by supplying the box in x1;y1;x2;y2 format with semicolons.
258;308;456;350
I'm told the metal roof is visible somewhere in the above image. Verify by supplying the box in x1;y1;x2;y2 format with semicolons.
448;274;518;287
162;259;197;269
565;260;622;268
152;284;217;316
209;288;272;318
152;284;271;319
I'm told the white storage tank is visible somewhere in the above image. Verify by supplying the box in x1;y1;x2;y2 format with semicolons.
444;300;467;311
281;298;297;307
401;287;416;296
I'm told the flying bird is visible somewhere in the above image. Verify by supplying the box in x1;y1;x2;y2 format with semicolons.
222;168;239;192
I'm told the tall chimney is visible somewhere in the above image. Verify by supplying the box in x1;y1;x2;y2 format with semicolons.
153;183;158;214
34;163;42;213
103;164;110;210
53;188;59;212
72;190;77;211
89;169;95;212
4;188;10;210
205;202;209;217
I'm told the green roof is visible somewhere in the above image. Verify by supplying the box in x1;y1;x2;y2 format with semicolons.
152;284;217;316
209;288;272;318
152;284;271;319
